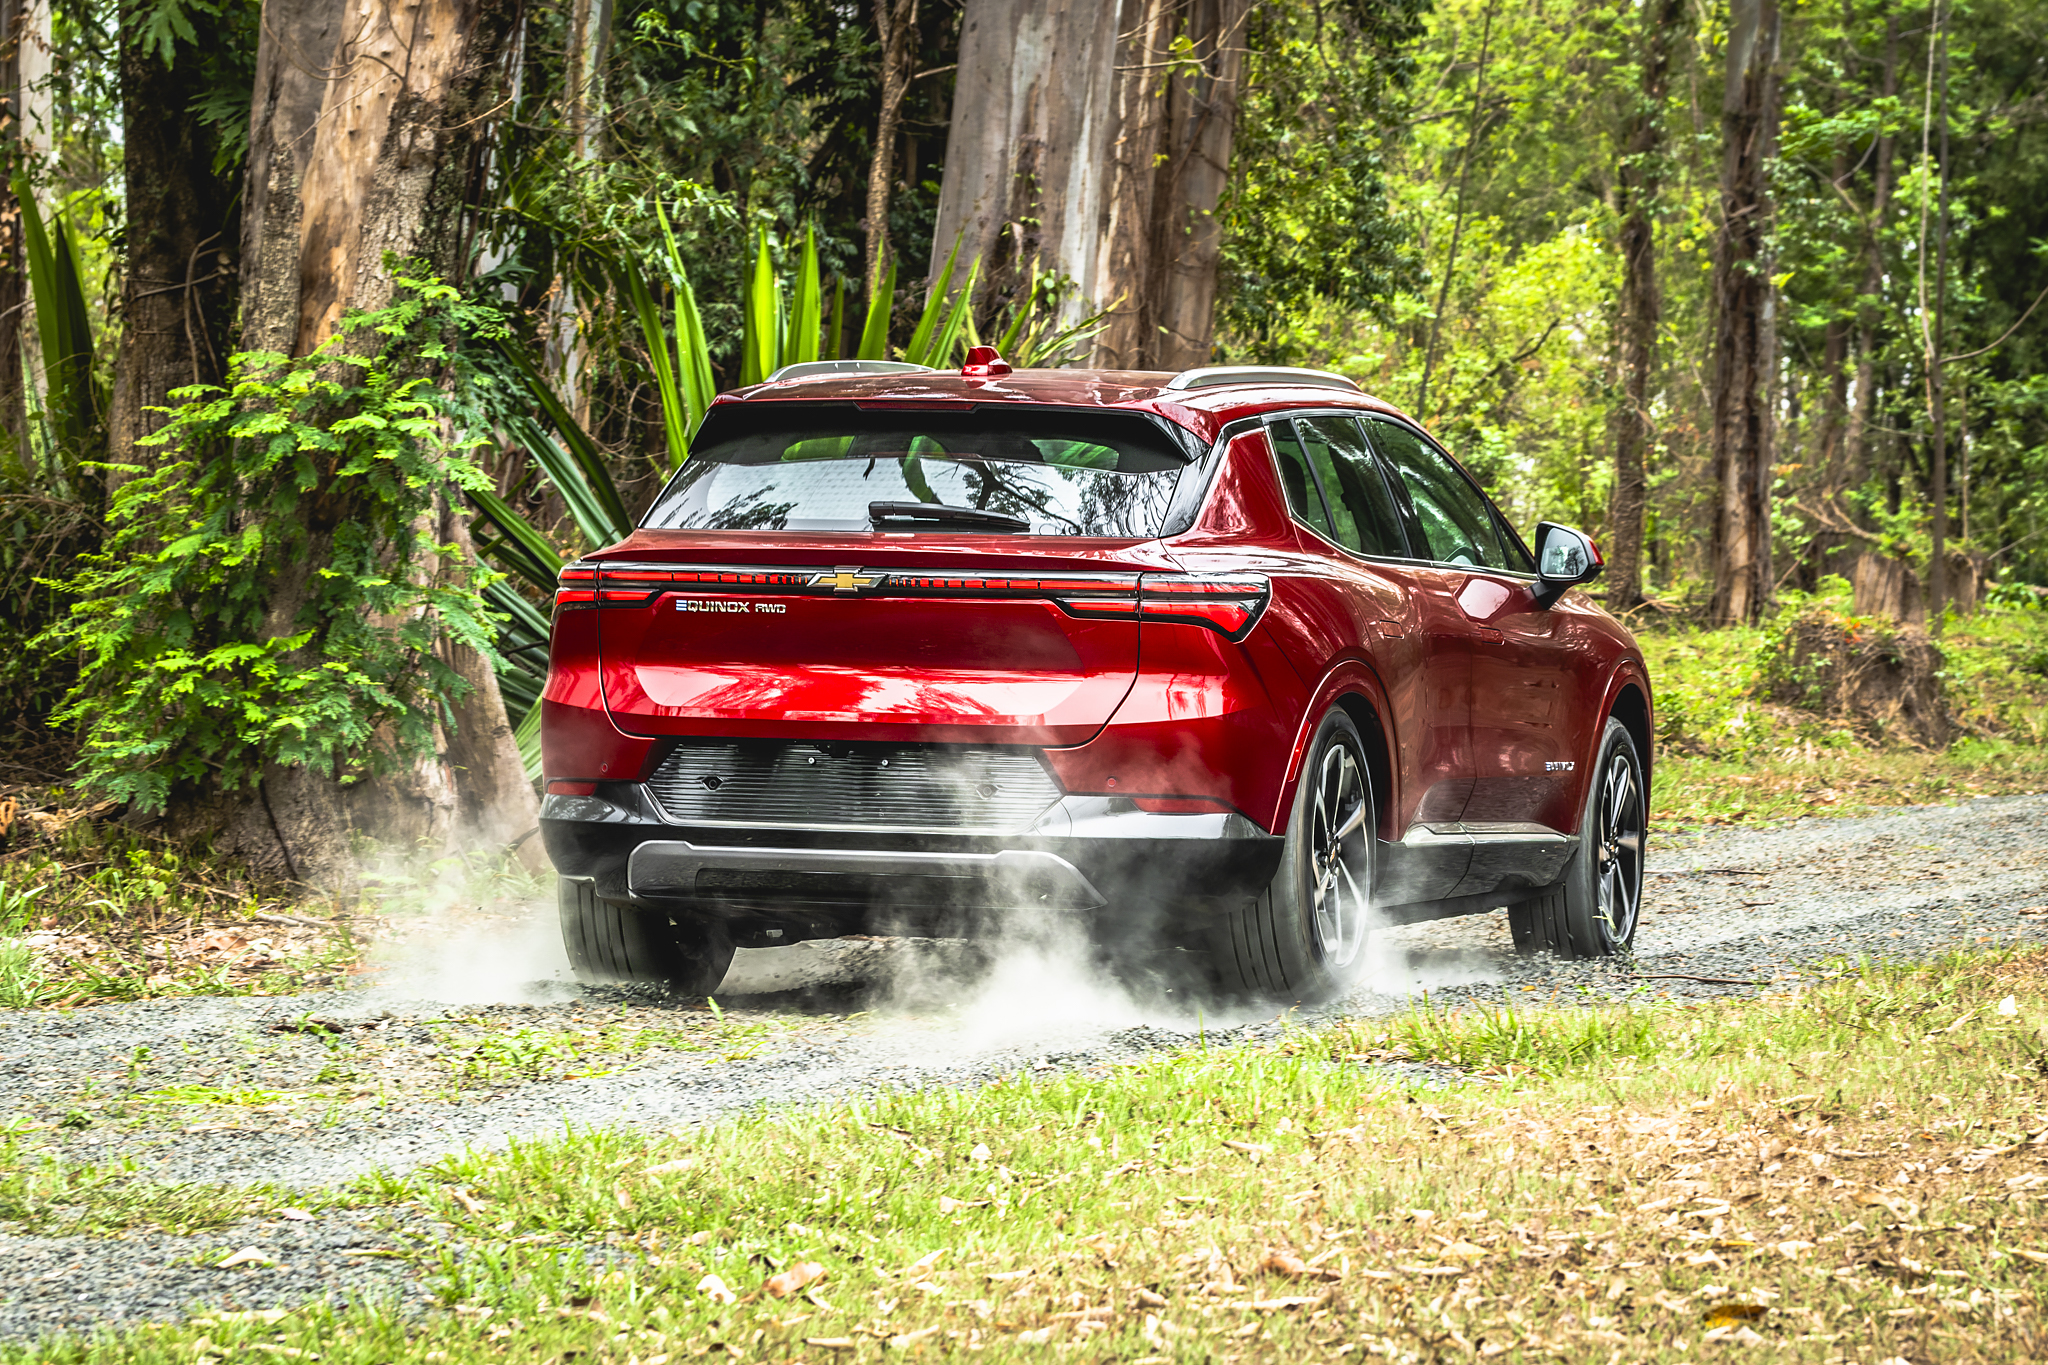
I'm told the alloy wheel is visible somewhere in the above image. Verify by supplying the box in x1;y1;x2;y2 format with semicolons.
1593;746;1646;946
1308;740;1372;968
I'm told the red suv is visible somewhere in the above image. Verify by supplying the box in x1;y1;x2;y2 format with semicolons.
539;355;1653;1002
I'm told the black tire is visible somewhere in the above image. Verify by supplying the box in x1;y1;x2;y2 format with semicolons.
1208;708;1376;1003
1508;718;1647;959
557;877;734;995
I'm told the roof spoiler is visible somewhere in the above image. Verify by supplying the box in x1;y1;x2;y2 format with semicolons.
1163;366;1361;393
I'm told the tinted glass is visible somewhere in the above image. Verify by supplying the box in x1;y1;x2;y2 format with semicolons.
644;410;1189;537
1366;419;1510;569
1267;424;1338;542
1296;416;1411;557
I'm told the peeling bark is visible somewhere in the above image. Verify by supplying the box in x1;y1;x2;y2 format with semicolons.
232;0;528;888
928;0;1120;319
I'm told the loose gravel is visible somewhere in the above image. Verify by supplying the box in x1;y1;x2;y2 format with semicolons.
2;793;2045;1340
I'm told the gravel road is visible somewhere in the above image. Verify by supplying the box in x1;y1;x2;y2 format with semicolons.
3;793;2046;1339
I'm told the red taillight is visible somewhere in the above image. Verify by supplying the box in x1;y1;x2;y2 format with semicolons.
1055;573;1269;640
554;587;598;608
546;780;599;796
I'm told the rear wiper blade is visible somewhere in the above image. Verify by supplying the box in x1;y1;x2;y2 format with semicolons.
868;501;1031;532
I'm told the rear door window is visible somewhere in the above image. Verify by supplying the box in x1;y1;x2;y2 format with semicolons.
1365;419;1513;570
644;407;1195;537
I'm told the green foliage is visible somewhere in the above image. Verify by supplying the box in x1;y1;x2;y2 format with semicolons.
39;273;507;813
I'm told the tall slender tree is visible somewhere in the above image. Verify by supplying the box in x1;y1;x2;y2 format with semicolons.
1605;0;1684;611
1709;0;1783;626
1091;0;1252;369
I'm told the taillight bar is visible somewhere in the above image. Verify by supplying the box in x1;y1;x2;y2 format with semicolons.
1057;573;1270;639
551;561;1269;637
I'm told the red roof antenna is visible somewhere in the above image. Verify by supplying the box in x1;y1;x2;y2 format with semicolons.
961;346;1012;378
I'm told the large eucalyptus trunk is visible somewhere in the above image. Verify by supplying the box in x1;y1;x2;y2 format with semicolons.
224;0;529;889
1708;0;1781;627
926;0;1120;320
1090;0;1250;370
1604;0;1682;613
109;19;240;487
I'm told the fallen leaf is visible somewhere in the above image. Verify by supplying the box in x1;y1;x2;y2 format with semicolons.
643;1158;697;1176
938;1196;990;1214
803;1339;858;1351
764;1261;825;1298
887;1326;942;1350
1260;1249;1341;1281
1998;995;2020;1017
214;1247;274;1269
904;1249;946;1277
450;1189;486;1217
696;1274;738;1305
1440;1241;1488;1261
2011;1248;2048;1265
276;1208;314;1223
1014;1329;1053;1345
1702;1324;1768;1346
1248;1295;1324;1312
1701;1303;1767;1328
1133;1287;1169;1308
1776;1241;1816;1259
1223;1140;1273;1160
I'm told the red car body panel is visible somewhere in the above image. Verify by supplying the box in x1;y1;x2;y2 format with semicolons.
538;364;1652;932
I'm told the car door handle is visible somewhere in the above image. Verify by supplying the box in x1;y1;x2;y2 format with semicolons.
1473;626;1506;644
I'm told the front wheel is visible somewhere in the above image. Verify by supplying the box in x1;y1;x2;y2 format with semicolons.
1207;708;1376;1003
1508;717;1647;958
558;878;734;995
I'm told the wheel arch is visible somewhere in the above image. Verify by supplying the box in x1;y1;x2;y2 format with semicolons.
1606;675;1654;793
1277;660;1398;840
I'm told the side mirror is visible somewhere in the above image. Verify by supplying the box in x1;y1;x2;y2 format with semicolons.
1533;522;1604;607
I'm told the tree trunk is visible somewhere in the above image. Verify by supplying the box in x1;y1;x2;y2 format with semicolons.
864;0;918;302
1605;0;1682;613
0;0;29;465
1844;11;1896;493
1145;0;1249;370
109;20;240;488
225;0;529;889
928;0;1120;322
1091;0;1176;369
1089;0;1250;370
1708;0;1781;627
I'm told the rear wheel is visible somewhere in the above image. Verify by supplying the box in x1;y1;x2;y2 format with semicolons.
1208;709;1376;1003
1508;718;1646;958
557;878;734;995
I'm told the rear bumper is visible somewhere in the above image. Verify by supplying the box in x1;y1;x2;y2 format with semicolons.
540;786;1283;939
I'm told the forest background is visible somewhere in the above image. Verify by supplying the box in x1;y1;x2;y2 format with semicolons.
0;0;2043;897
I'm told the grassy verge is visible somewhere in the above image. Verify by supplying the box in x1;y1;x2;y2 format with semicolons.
1643;593;2048;827
13;949;2048;1362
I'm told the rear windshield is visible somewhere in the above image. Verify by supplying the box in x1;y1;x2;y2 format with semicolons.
643;406;1196;537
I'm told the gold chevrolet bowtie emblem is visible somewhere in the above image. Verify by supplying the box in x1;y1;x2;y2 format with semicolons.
811;567;884;595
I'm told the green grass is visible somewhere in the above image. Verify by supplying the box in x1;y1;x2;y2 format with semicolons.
11;950;2048;1361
